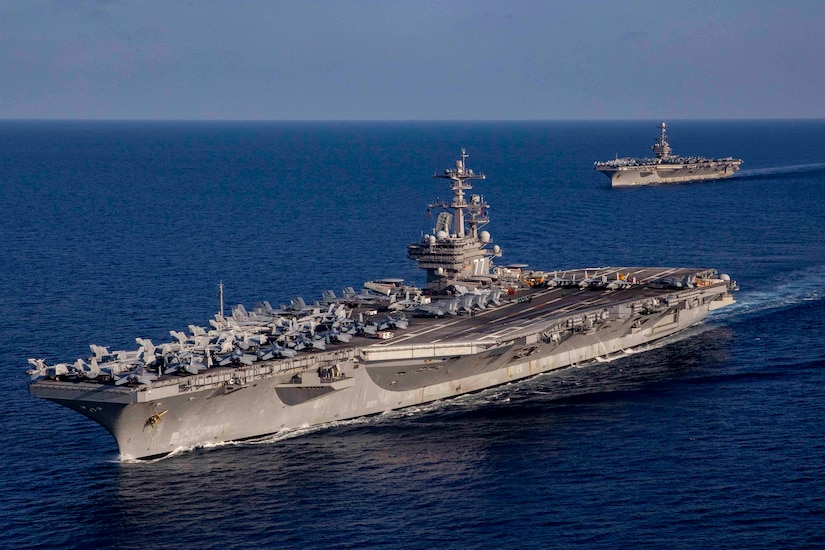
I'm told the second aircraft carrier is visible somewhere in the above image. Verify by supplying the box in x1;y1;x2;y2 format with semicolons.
595;122;742;187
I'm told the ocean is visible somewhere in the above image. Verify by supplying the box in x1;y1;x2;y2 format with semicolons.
1;120;824;549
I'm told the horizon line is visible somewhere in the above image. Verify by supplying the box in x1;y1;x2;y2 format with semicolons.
1;117;824;123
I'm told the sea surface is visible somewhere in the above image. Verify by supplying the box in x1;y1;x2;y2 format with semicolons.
1;120;824;549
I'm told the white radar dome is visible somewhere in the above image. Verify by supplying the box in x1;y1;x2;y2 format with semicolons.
479;231;491;243
720;273;731;281
493;245;501;254
428;235;437;245
436;230;448;240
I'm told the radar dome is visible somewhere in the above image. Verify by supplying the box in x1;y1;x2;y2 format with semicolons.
428;235;437;245
479;231;490;243
493;245;501;254
720;273;731;281
436;230;448;240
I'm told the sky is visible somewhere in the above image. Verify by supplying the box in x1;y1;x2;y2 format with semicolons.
1;0;824;120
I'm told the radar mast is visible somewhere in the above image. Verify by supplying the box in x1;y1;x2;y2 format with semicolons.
651;122;673;159
434;148;487;238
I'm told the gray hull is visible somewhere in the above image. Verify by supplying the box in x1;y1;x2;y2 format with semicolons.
597;160;741;187
31;281;733;459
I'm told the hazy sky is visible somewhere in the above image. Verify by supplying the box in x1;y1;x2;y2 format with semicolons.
2;0;823;120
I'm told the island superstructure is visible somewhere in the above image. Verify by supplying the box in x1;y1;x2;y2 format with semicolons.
28;149;737;460
595;122;742;187
407;149;499;289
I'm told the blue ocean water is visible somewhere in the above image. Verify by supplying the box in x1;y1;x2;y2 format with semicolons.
1;120;824;549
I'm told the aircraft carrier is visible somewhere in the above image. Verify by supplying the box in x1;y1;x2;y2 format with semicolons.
595;122;742;187
28;150;737;460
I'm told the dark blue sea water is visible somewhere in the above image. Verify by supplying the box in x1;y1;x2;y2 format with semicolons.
1;120;825;549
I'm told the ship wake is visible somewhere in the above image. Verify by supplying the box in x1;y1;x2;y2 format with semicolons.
711;264;825;324
733;162;825;180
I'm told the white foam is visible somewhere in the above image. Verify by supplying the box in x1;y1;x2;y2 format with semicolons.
711;264;825;323
735;162;825;178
